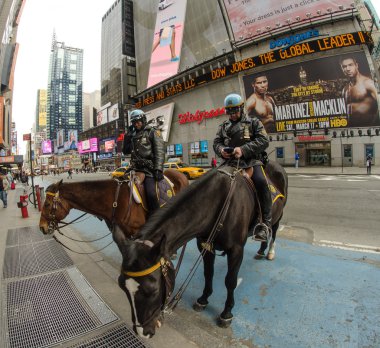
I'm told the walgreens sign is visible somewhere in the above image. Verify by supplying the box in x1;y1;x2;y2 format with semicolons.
178;107;225;125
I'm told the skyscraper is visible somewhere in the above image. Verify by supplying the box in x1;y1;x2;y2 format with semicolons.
47;33;83;145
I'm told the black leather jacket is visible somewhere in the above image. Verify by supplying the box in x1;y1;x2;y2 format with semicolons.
213;115;269;168
123;125;165;176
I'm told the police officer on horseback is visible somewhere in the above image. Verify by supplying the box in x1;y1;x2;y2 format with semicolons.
123;109;165;214
213;93;272;242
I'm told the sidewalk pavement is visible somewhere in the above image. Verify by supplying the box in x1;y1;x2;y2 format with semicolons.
0;183;205;348
284;165;379;175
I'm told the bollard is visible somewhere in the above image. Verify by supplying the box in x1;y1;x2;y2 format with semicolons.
35;185;41;211
17;195;29;218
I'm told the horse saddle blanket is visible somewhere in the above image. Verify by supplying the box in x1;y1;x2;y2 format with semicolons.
219;166;285;204
128;173;175;211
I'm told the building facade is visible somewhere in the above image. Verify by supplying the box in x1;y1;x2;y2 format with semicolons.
0;0;24;157
129;0;380;168
83;90;100;131
35;89;47;133
47;34;83;145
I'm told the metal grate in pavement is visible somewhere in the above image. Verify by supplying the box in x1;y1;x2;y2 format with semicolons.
70;323;150;348
3;228;73;279
3;267;119;348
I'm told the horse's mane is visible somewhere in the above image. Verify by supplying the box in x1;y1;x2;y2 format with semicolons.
138;170;220;238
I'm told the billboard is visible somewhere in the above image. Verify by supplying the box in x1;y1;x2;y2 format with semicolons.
67;130;78;150
243;52;380;133
56;129;64;148
147;0;187;87
130;103;174;142
96;107;108;126
41;140;52;154
108;103;119;122
99;138;116;153
78;138;98;154
223;0;354;42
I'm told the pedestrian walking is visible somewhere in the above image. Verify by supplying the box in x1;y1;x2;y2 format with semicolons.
67;168;73;179
0;173;10;208
295;152;300;168
366;155;372;175
211;157;217;168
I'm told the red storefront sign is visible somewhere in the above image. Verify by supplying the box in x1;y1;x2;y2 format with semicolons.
178;107;225;125
297;135;327;142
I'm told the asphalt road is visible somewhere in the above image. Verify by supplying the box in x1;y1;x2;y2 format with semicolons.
282;173;380;249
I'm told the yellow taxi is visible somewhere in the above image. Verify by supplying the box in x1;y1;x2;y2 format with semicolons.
163;162;206;179
110;167;128;178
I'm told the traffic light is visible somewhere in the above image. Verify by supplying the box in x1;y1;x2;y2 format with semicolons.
358;129;362;136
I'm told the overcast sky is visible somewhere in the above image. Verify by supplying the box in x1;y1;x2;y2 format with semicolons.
12;0;115;154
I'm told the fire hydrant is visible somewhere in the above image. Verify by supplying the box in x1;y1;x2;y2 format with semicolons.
17;195;29;218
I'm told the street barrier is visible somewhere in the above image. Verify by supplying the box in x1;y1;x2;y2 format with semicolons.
17;195;29;218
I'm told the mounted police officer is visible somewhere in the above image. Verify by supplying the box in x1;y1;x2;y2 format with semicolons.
123;109;165;214
213;93;272;242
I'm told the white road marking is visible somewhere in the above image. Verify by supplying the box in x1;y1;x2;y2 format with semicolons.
315;240;380;254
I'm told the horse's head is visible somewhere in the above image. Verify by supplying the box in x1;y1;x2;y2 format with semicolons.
39;180;71;234
118;236;175;338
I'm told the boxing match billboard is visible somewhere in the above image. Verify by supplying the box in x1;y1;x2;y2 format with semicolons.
242;51;380;133
147;0;187;88
223;0;355;43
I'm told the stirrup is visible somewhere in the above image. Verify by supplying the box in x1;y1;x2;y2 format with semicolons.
252;223;272;242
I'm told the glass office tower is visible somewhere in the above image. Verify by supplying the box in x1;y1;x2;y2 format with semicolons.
47;35;83;143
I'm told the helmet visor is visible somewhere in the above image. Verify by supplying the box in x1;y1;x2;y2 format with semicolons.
226;106;241;115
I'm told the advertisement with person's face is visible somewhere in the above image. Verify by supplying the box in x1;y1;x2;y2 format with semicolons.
223;0;354;43
147;0;187;87
131;103;174;142
109;103;119;121
243;52;379;133
56;129;64;148
67;130;78;150
97;108;108;126
78;138;98;154
41;140;52;154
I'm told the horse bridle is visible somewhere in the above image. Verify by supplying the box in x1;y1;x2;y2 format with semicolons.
122;257;175;327
43;191;71;233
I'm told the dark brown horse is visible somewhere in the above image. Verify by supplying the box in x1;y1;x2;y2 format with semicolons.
39;169;188;249
117;161;287;338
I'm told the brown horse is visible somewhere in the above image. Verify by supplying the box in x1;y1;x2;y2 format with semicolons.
39;169;188;249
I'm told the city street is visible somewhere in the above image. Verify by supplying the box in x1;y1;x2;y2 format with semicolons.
27;170;380;347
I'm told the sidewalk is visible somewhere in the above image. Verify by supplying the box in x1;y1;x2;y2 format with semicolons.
0;183;203;348
284;165;380;175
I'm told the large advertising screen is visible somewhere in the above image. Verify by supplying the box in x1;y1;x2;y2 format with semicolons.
41;140;52;154
67;130;78;150
223;0;354;42
108;103;119;122
242;52;380;133
56;129;64;148
147;0;187;88
130;103;174;142
99;138;116;153
78;138;98;154
97;107;108;126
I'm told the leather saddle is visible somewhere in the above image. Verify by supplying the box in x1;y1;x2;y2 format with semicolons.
126;171;175;211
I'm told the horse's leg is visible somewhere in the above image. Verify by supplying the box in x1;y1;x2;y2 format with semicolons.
193;240;215;312
218;246;244;328
267;219;280;261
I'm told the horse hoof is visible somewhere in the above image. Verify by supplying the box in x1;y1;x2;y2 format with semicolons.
217;315;232;328
266;252;275;261
192;300;207;312
254;251;265;260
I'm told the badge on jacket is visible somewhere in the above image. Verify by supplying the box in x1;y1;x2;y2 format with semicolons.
155;130;161;137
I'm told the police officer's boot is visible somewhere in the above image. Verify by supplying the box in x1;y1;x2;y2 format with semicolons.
145;177;160;218
253;185;272;242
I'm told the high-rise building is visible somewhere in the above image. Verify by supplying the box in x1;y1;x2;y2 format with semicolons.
83;90;100;131
35;89;47;132
0;0;25;154
47;33;83;145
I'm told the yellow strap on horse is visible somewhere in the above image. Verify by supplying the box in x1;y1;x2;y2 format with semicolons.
123;260;161;277
46;192;58;197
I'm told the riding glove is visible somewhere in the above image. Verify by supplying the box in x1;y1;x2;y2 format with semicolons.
154;170;164;181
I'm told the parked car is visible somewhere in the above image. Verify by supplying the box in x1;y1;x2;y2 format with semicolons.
163;162;206;179
110;167;128;178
